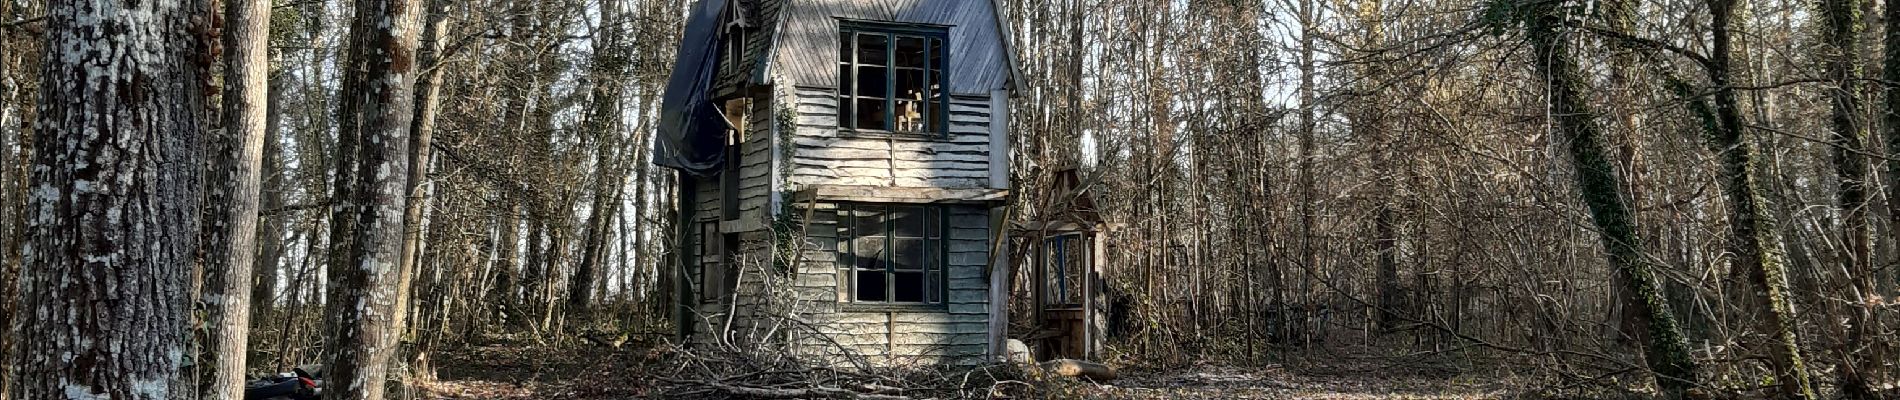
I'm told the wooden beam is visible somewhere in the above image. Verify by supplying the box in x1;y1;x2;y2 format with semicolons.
792;184;1009;204
987;206;1011;361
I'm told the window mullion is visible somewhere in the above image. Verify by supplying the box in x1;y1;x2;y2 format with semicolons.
885;32;896;131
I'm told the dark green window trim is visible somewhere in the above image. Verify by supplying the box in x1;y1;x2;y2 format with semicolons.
837;20;951;138
836;203;949;307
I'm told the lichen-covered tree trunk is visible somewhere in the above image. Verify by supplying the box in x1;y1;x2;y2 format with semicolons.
1703;0;1816;396
322;0;424;397
1815;0;1883;395
15;0;209;398
197;0;273;397
1523;5;1700;396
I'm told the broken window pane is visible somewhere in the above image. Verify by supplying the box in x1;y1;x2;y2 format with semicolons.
857;33;888;66
840;31;852;61
896;35;927;68
893;271;925;302
839;64;854;128
836;202;944;304
857;270;887;301
856;66;887;98
855;98;886;131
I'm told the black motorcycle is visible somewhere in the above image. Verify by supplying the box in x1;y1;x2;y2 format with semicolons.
243;365;322;400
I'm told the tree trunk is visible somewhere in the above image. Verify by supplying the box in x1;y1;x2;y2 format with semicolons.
1523;4;1701;396
1816;0;1882;395
197;0;274;396
322;0;425;397
1702;0;1817;396
253;72;288;325
15;0;209;398
395;0;448;343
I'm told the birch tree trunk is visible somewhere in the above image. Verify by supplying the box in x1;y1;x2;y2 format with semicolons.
197;0;273;396
15;0;209;398
322;0;424;397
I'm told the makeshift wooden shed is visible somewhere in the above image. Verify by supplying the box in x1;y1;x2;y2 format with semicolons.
1010;168;1109;361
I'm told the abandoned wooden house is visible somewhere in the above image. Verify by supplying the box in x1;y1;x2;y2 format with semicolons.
653;0;1022;366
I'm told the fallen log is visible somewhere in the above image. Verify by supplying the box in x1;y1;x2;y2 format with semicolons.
1039;359;1117;381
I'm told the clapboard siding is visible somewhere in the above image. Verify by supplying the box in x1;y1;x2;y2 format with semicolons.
739;93;775;217
789;88;992;189
769;0;1009;95
683;0;1009;367
765;203;992;366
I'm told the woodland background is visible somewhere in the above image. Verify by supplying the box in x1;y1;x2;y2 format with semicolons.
1;0;1897;398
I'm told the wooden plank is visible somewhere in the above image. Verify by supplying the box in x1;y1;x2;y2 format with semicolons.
791;184;1007;204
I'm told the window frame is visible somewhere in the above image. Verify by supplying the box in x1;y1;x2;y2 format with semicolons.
699;220;736;304
837;21;951;138
835;203;949;308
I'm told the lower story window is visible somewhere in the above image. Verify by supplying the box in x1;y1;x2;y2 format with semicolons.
837;203;943;304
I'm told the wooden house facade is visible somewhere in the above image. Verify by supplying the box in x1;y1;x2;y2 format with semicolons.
655;0;1019;366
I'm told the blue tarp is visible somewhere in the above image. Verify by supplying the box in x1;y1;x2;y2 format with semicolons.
653;0;731;176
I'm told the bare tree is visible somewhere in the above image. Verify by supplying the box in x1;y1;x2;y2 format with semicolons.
196;0;274;396
321;0;425;398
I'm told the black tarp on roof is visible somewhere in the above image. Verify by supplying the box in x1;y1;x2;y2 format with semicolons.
653;0;730;176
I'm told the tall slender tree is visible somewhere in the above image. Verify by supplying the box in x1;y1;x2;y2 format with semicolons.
322;0;425;398
198;0;274;396
1514;0;1701;395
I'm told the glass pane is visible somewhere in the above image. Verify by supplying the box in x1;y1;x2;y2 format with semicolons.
853;204;885;235
929;37;944;70
838;65;854;128
857;33;889;66
893;271;925;302
895;100;923;132
923;240;939;271
926;271;941;303
856;98;887;130
839;31;853;61
857;270;887;301
892;238;925;271
856;66;887;98
896;69;925;101
891;207;925;237
925;207;940;238
927;98;943;133
854;237;887;270
896;35;927;68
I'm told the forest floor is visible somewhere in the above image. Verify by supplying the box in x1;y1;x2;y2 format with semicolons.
417;345;1576;399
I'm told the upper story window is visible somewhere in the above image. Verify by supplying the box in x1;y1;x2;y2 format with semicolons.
838;22;947;136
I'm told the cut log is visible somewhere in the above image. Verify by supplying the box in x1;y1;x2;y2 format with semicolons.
1005;339;1034;364
1039;359;1117;381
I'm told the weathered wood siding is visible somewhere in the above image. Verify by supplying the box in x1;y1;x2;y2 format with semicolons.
739;93;775;219
771;0;1011;95
714;0;784;92
788;88;993;189
780;203;992;365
